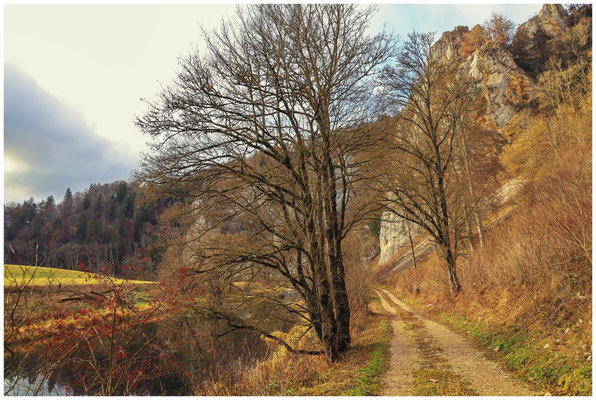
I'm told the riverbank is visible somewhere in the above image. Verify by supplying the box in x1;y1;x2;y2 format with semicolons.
199;298;392;395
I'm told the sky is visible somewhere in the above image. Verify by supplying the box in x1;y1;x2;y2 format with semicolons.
3;3;542;204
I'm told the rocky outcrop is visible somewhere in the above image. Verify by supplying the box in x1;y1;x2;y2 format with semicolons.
464;47;532;129
431;21;533;130
510;4;569;74
428;4;591;130
379;211;421;266
433;25;473;61
508;4;592;75
378;4;591;263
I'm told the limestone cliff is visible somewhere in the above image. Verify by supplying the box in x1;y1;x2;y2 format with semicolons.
431;19;533;130
510;4;571;74
379;211;420;265
377;4;591;266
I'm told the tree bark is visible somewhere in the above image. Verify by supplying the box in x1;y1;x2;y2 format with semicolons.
443;244;461;295
405;220;417;271
464;206;475;251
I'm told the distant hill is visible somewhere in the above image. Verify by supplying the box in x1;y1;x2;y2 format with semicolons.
4;181;163;279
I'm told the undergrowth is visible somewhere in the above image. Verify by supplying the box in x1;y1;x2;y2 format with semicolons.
201;301;392;396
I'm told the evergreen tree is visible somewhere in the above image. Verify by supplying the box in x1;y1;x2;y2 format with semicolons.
107;200;117;221
95;194;104;218
123;193;136;218
86;219;102;242
82;194;91;210
62;188;74;218
4;180;160;276
116;182;128;203
45;195;56;211
75;214;88;242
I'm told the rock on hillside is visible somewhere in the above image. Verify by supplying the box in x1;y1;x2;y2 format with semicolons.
464;46;532;129
379;211;421;266
431;19;533;130
510;4;571;74
377;4;591;266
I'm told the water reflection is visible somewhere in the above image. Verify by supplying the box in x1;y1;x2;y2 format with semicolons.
5;310;288;396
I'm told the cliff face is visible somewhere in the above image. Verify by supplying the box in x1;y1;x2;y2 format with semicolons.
379;211;420;265
377;4;590;266
510;4;571;74
431;18;534;130
466;46;532;129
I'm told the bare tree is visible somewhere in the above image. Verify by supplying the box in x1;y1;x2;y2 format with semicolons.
405;220;418;270
482;12;516;48
378;32;479;295
136;5;395;361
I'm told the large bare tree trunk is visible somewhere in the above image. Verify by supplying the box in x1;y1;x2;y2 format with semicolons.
321;142;351;352
438;170;462;295
316;264;340;362
406;220;420;294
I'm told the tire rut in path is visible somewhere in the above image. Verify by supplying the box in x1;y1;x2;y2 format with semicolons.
379;289;538;396
374;290;418;396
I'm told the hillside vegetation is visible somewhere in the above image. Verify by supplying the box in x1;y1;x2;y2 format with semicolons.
4;181;163;280
378;4;592;395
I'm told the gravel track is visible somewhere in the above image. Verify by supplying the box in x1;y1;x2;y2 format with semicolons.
376;289;538;396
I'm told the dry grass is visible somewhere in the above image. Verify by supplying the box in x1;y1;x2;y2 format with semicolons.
199;301;391;396
387;127;591;394
392;161;591;336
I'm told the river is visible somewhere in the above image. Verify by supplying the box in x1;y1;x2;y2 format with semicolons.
4;289;298;395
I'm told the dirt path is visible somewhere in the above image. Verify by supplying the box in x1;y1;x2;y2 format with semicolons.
376;289;538;396
375;291;418;395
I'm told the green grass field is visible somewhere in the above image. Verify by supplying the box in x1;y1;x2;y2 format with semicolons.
4;264;154;287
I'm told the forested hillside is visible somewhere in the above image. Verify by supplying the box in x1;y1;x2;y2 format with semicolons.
4;182;162;278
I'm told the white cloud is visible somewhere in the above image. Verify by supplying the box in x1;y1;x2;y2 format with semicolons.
4;4;545;203
4;64;136;202
5;4;236;157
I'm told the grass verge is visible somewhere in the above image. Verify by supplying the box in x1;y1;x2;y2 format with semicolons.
442;313;591;396
346;319;391;395
391;290;591;395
